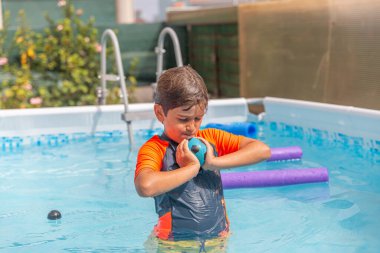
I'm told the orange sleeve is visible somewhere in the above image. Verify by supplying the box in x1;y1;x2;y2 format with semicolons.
198;128;244;156
134;135;168;180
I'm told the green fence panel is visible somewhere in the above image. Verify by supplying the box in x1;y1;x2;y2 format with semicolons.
3;0;116;29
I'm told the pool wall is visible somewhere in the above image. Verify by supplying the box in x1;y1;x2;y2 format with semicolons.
1;97;379;142
263;97;380;140
0;98;249;137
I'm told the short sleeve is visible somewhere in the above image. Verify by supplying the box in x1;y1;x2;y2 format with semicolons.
198;128;244;156
135;136;168;180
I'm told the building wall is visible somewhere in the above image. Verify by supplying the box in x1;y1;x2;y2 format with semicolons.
239;0;380;110
168;0;380;110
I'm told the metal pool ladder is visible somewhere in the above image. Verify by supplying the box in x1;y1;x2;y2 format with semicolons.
97;29;134;148
153;27;183;87
97;28;183;149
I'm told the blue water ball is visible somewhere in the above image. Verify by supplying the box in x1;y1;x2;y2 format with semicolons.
47;210;62;220
188;138;207;166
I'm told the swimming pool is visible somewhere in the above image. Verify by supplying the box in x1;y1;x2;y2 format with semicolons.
1;97;379;252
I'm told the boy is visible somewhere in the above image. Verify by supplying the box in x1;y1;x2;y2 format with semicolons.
135;66;271;246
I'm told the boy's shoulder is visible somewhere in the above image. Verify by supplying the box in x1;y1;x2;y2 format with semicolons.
198;128;243;155
139;135;170;152
197;128;224;139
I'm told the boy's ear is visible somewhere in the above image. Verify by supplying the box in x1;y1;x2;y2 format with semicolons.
154;104;165;123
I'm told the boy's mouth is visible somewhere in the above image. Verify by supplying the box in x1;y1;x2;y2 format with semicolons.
183;133;195;139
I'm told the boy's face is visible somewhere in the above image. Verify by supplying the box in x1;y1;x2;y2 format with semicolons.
154;104;205;143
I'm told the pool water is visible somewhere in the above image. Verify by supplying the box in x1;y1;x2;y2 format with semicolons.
1;123;379;253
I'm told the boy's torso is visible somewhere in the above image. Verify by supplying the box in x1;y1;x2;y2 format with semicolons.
136;129;242;240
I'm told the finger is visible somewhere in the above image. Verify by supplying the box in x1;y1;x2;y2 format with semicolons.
197;137;209;146
197;138;215;169
198;137;213;152
182;139;190;152
177;139;185;151
176;139;187;159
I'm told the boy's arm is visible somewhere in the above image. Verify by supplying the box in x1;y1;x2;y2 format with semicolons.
135;164;199;197
135;139;200;197
201;137;271;170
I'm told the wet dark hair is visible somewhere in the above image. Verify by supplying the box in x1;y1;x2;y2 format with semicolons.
154;65;208;115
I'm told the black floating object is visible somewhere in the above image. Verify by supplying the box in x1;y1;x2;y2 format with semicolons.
47;210;62;220
191;144;200;153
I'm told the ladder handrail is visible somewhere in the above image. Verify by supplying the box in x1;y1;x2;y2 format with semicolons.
99;29;133;149
155;27;184;82
100;29;129;112
98;28;183;149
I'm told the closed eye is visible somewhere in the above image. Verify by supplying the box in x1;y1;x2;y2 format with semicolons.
178;116;203;123
178;118;189;122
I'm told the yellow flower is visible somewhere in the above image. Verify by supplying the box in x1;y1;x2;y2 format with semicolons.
128;76;137;84
16;37;24;44
21;53;27;65
27;47;35;59
4;89;14;98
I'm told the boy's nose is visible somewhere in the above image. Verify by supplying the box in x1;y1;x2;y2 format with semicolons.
186;123;195;132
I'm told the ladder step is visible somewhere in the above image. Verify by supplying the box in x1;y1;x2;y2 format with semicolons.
101;74;121;82
121;111;155;122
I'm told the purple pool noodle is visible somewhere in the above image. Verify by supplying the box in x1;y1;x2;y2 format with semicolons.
221;167;328;189
268;146;303;162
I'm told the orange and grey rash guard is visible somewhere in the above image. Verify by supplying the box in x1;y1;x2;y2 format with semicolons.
135;128;243;240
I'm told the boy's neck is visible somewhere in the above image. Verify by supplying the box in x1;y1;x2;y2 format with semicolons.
160;132;178;146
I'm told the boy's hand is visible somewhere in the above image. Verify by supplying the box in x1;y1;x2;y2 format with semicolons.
197;137;217;170
176;139;200;168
